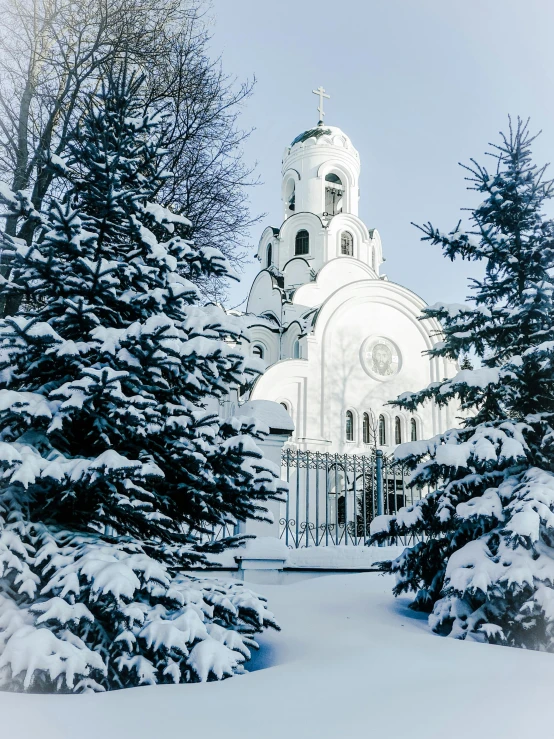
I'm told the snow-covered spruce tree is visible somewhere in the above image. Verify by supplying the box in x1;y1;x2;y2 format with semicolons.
369;118;554;650
0;68;285;692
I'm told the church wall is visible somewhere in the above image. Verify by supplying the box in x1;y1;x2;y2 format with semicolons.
318;295;436;452
251;369;308;441
325;214;374;267
249;279;459;454
246;325;280;367
279;213;326;277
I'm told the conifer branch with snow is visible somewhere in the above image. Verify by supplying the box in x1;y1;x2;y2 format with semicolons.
0;66;284;692
370;118;554;650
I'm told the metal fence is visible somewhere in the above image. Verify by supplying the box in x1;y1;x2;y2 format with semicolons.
280;448;423;548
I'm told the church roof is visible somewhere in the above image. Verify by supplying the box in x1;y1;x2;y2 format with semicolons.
290;124;353;149
236;399;294;434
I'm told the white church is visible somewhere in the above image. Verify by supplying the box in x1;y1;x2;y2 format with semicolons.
237;89;459;457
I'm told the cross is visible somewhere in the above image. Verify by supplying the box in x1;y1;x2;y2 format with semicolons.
312;86;330;123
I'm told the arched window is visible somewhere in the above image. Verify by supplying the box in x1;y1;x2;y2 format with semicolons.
363;412;370;444
324;173;343;215
252;344;264;359
285;179;296;213
411;418;417;442
345;411;354;442
341;231;353;256
280;401;289;412
378;415;386;446
327;463;348;527
266;243;272;267
295;229;309;255
293;339;301;359
395;416;402;445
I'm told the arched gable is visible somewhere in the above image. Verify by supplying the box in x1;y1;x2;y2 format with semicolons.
246;270;282;317
282;257;312;290
256;226;280;263
369;229;384;271
317;160;357;188
279;211;324;239
312;280;440;352
293;258;376;309
327;213;371;244
282;320;304;358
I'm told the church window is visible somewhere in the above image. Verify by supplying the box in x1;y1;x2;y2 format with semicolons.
324;172;343;215
341;231;354;256
378;415;386;446
395;416;402;445
411;418;417;442
266;243;272;267
345;411;354;441
252;344;264;359
280;401;289;412
362;412;370;444
327;464;347;527
295;229;309;255
285;179;296;213
293;339;301;358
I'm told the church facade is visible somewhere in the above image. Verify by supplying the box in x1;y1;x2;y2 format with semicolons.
238;108;459;455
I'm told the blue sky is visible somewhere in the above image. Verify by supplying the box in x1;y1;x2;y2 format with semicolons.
209;0;554;308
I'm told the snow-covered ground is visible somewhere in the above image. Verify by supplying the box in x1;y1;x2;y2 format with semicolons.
2;572;554;738
211;539;405;568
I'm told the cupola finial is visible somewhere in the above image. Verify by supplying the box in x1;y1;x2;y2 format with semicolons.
312;86;330;125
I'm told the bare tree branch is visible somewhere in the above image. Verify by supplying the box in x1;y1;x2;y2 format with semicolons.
0;0;261;309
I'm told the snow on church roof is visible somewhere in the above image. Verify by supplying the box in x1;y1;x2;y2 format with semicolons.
236;400;294;434
290;124;354;150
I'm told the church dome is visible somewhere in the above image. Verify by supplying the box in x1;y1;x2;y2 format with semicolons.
290;124;355;153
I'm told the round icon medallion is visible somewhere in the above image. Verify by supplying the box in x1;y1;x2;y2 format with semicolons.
360;336;401;380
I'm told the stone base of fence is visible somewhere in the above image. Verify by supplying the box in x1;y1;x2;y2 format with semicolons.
235;554;287;584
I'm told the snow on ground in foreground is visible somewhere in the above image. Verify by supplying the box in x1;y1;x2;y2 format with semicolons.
2;572;554;739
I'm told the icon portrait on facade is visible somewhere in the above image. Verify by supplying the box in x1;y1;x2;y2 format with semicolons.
360;336;401;380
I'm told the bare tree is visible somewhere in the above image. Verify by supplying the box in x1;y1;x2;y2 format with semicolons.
0;0;260;307
364;408;380;449
141;15;262;301
0;0;186;235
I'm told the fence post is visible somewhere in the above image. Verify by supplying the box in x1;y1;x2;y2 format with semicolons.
376;449;384;516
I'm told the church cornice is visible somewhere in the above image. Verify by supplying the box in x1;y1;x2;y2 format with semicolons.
244;322;281;334
279;211;326;232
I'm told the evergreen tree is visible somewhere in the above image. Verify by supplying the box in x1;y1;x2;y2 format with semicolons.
0;68;284;692
370;119;554;650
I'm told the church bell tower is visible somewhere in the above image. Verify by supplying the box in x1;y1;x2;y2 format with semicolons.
254;87;382;287
281;88;361;223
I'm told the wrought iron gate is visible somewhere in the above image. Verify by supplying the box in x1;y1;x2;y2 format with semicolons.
280;448;422;548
